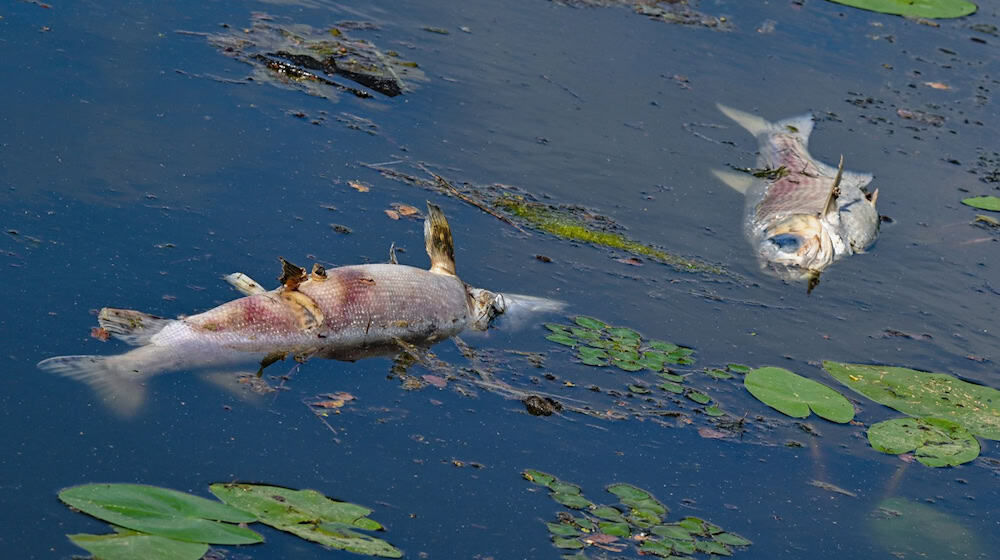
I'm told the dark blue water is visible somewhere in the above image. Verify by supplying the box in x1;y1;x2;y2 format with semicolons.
2;0;998;558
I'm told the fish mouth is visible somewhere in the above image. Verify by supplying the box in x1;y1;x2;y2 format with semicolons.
756;214;836;281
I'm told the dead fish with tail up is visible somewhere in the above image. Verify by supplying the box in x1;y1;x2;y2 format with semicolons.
712;104;880;290
38;203;562;415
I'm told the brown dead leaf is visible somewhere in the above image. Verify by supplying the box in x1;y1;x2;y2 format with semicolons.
384;209;400;220
310;391;356;409
348;180;370;192
924;81;950;90
615;257;643;266
392;203;420;216
422;374;447;388
698;427;729;439
90;327;110;342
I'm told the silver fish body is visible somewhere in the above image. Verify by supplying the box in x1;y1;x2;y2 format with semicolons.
714;104;880;286
37;204;549;415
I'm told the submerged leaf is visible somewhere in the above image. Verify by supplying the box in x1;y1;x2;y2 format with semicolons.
68;532;209;560
745;367;855;423
546;333;578;347
824;362;1000;439
867;417;980;467
58;484;261;545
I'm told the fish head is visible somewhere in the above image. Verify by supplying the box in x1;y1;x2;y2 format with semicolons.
836;190;880;253
466;287;507;330
756;214;837;281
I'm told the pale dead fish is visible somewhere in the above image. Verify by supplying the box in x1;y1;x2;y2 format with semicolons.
713;104;880;290
38;203;562;415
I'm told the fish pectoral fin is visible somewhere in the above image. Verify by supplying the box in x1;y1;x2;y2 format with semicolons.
711;169;754;195
821;155;845;218
388;241;398;264
424;202;457;276
867;187;879;208
97;308;173;346
224;272;267;295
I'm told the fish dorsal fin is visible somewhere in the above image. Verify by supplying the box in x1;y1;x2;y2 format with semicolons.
424;202;456;276
867;188;879;208
97;307;172;346
822;155;845;219
224;273;266;296
278;257;308;290
388;242;398;264
711;169;755;195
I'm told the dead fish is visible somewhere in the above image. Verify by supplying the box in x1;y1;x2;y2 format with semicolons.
713;104;880;290
38;203;560;415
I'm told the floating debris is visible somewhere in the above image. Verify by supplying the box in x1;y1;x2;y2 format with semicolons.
205;16;425;101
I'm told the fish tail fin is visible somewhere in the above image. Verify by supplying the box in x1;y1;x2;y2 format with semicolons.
424;202;456;276
98;308;172;346
37;354;147;416
711;169;755;195
717;103;814;141
487;292;566;331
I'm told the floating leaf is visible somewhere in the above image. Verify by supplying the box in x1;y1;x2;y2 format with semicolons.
608;327;641;340
579;355;608;366
823;362;1000;439
68;531;209;560
704;405;726;417
686;390;712;405
546;333;578;347
613;359;644;372
745;367;855;423
547;522;580;537
695;539;732;555
651;524;693;541
574;316;608;330
658;372;685;383
553;493;593;509
553;536;584;549
598;521;631;537
714;532;753;546
545;323;572;333
649;340;679;352
824;0;976;19
629;384;651;394
209;483;401;557
523;469;556;486
591;505;626;522
962;195;1000;211
549;481;582;495
639;540;675;556
704;368;734;379
58;484;261;545
867;417;980;467
726;364;751;375
659;381;685;394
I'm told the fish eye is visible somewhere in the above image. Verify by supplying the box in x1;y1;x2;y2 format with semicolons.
769;234;801;252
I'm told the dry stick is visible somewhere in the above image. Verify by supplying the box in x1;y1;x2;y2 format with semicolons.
414;163;530;235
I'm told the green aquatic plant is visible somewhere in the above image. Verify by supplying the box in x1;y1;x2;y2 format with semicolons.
522;470;751;558
961;195;1000;212
867;417;980;467
823;361;1000;439
744;367;855;423
210;483;402;557
825;0;976;18
495;196;726;274
544;317;696;371
58;483;401;560
871;497;984;558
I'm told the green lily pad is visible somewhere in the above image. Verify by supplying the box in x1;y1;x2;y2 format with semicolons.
546;522;580;537
726;364;751;375
58;484;261;545
549;481;582;495
714;532;753;546
629;384;651;394
523;469;556;486
553;493;593;509
745;367;855;423
579;355;608;366
598;521;631;537
613;359;644;372
545;323;572;333
686;390;712;405
867;417;980;467
651;524;693;541
704;405;726;417
704;368;734;379
825;0;976;19
553;536;584;549
68;531;209;560
657;372;685;383
639;540;675;556
649;340;679;352
570;327;601;340
962;195;1000;211
659;381;685;393
608;326;641;340
574;316;608;330
546;333;578;347
591;505;626;522
209;483;401;557
695;539;732;555
823;362;1000;439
